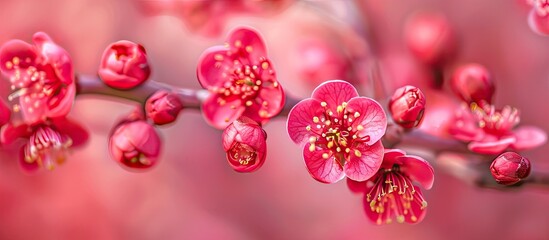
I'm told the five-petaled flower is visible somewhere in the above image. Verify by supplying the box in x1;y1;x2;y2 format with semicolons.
347;149;434;225
197;27;285;129
0;32;75;125
222;116;267;172
0;118;88;172
450;103;547;154
287;80;387;183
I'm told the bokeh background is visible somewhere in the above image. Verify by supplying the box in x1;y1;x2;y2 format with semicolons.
1;0;549;239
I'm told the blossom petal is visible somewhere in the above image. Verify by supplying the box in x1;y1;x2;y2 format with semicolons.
0;123;31;145
468;136;515;154
0;39;37;75
33;32;74;85
380;149;406;169
346;97;387;144
287;98;324;145
52;118;88;147
344;140;384;182
511;126;547;151
311;80;358;113
257;82;285;118
197;46;231;89
226;27;267;63
398;155;435;190
202;95;246;129
303;145;344;183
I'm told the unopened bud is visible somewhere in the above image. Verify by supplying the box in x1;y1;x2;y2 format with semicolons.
145;90;183;125
451;63;494;104
490;152;531;185
222;117;267;172
528;2;549;36
99;40;151;90
109;120;161;170
389;85;426;129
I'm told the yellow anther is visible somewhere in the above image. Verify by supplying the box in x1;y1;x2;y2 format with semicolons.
214;54;224;61
306;125;311;131
357;125;364;131
261;62;269;70
246;100;253;106
354;112;360;118
336;147;341;152
354;149;362;157
337;105;344;113
320;102;327;107
309;136;317;143
309;143;316;152
235;40;242;47
327;141;334;148
345;148;350;153
325;120;331;126
313;116;319;123
322;153;329;159
245;46;253;52
397;216;405;223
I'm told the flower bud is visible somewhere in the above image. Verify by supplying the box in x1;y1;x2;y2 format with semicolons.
451;63;494;104
109;120;161;170
222;117;267;172
528;5;549;36
99;40;151;90
0;99;10;126
389;85;426;129
490;152;531;185
145;90;183;125
404;12;456;66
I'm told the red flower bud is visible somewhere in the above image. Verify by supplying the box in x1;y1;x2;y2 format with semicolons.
389;85;426;129
404;12;456;66
222;117;267;172
490;152;531;185
528;1;549;36
451;63;495;104
145;90;183;125
0;99;10;126
99;40;151;90
109;120;161;170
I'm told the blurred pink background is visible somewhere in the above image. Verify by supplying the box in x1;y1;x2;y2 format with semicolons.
1;0;549;239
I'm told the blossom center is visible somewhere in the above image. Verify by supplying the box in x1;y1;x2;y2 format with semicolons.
471;103;519;134
366;165;428;225
24;126;72;170
228;142;257;166
306;101;370;167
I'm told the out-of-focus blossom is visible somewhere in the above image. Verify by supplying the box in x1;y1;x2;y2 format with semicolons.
98;40;151;90
197;27;285;129
348;149;434;225
490;152;531;185
0;32;75;125
450;103;547;154
145;90;183;125
294;38;351;86
287;80;386;183
404;12;456;66
0;99;10;127
528;0;549;36
134;0;293;37
451;63;495;105
388;85;426;129
109;119;161;170
0;118;88;172
222;117;267;173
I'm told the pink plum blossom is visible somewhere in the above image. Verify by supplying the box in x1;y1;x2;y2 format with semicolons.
197;27;285;129
222;117;267;173
287;80;387;183
98;40;151;90
0;32;75;125
0;117;88;172
450;103;547;154
109;119;162;170
347;149;434;225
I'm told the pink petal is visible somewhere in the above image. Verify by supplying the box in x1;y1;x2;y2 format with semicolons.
52;118;89;147
196;46;231;89
0;123;31;145
344;140;384;182
126;121;161;156
398;155;435;190
311;80;358;113
528;9;549;36
346;97;387;144
226;27;268;62
303;145;345;183
257;82;285;117
363;187;389;225
468;136;515;154
33;32;74;85
346;178;367;194
511;126;547;151
45;81;76;119
202;95;245;129
287;98;324;145
380;149;406;169
0;40;37;75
